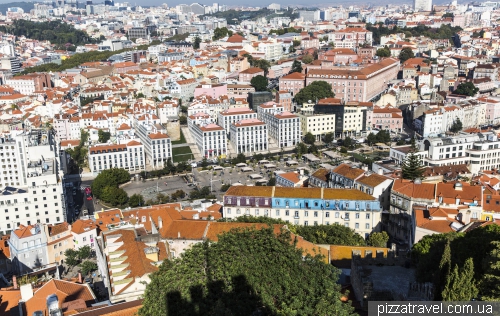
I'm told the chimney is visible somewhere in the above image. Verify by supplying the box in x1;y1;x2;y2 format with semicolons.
20;283;33;301
178;231;181;239
159;217;163;229
12;275;17;289
78;272;82;284
377;168;383;175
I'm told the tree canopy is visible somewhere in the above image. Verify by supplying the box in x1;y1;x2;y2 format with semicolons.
193;36;201;49
367;231;389;248
401;138;425;181
91;168;130;202
212;27;233;40
65;130;89;172
294;81;335;105
139;228;355;316
303;132;316;145
295;224;366;246
454;82;479;96
398;47;415;63
412;224;500;300
291;59;303;73
302;54;314;64
250;75;268;92
449;118;463;133
376;46;391;58
366;23;462;44
366;130;391;145
98;129;111;143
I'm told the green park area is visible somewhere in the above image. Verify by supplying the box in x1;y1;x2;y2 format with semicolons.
172;146;193;163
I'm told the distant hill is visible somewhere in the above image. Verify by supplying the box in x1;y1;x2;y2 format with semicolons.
0;2;36;15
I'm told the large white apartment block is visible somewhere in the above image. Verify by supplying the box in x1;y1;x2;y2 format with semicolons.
257;102;283;120
0;130;66;235
191;123;227;158
261;109;302;148
88;141;145;174
134;116;172;169
258;102;301;147
256;40;283;61
218;108;257;135
417;132;500;174
71;219;98;250
229;119;268;154
299;114;336;141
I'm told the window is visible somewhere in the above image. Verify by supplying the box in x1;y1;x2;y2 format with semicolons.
314;211;318;217
83;237;87;242
355;213;360;219
355;223;359;229
366;213;370;219
285;210;289;216
365;223;370;229
226;208;231;214
304;221;309;226
276;210;280;216
305;211;308;217
325;212;330;218
335;212;339;218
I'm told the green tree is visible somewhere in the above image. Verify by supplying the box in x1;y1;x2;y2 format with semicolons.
449;118;463;133
129;193;145;207
302;54;314;64
401;138;425;181
179;115;187;125
295;224;365;246
343;136;354;149
253;59;271;76
97;129;111;143
292;39;301;47
78;245;92;260
375;46;391;57
294;142;308;159
442;258;478;301
64;248;79;266
212;27;233;40
193;36;201;49
437;240;452;299
323;132;334;144
367;231;389;248
303;132;316;145
480;241;500;301
291;59;302;73
220;184;231;192
91;168;130;199
398;47;415;63
250;75;268;92
139;228;355;316
267;177;276;186
366;133;377;145
454;82;479;96
294;81;335;105
79;260;98;276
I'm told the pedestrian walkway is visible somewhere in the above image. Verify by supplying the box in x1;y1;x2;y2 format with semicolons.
181;126;202;160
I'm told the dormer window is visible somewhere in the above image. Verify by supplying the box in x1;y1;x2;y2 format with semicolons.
142;216;146;222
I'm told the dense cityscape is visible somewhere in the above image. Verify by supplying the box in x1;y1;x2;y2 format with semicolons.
0;0;499;314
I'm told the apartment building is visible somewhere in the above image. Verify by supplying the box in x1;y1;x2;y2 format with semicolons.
239;67;265;83
227;84;255;99
217;108;257;136
8;224;48;273
276;91;293;112
191;123;227;158
257;40;283;61
53;114;81;142
5;73;52;95
156;99;179;124
229;119;268;154
259;107;302;148
0;131;66;234
134;117;172;169
370;106;403;132
71;219;98;250
327;28;373;50
299;113;336;141
314;98;373;137
306;58;399;102
88;141;145;174
223;186;382;238
45;222;73;265
278;72;305;96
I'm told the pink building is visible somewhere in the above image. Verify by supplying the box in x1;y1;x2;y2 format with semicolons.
371;106;403;132
479;97;500;125
318;48;358;64
238;67;264;83
279;72;305;96
276;91;293;112
305;58;399;102
194;83;228;98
